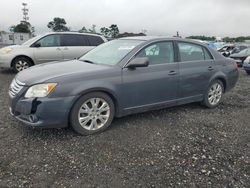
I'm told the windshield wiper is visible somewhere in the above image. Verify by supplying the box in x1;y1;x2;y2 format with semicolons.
79;59;95;64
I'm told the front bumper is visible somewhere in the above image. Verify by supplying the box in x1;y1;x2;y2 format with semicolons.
0;54;13;68
9;95;77;128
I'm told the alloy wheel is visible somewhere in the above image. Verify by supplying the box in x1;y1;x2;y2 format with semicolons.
78;97;110;131
15;60;30;72
208;83;223;106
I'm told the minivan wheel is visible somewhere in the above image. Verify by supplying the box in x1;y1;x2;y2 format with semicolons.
12;57;32;73
70;92;115;135
203;80;224;108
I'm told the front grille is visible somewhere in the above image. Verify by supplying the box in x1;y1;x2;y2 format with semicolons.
9;79;25;97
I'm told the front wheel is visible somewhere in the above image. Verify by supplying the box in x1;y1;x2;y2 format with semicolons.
203;80;224;108
12;57;32;73
70;92;115;135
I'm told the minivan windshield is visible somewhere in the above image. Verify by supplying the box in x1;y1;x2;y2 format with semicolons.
22;35;42;46
79;39;143;65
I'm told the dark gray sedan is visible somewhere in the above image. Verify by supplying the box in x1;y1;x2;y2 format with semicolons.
9;37;239;135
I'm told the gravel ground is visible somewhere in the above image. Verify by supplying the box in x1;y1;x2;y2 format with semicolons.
0;68;249;188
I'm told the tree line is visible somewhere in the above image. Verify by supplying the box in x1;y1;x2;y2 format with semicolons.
9;17;250;42
187;35;250;43
10;17;145;38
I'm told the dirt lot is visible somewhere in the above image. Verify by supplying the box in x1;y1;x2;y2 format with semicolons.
0;68;249;187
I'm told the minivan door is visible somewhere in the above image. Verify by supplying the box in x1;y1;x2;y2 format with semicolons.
61;34;94;60
121;41;179;110
32;34;63;64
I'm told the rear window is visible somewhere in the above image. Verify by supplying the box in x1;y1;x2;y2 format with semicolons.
87;35;104;46
178;42;213;62
61;34;89;46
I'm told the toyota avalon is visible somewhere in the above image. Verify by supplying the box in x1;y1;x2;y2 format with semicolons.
9;37;239;135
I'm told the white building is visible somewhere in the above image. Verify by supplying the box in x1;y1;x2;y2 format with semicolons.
0;31;31;45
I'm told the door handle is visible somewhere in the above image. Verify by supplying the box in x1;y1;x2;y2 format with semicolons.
56;48;61;51
63;47;68;50
208;66;214;71
168;70;177;75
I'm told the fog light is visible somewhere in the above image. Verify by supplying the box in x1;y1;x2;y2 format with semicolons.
29;114;38;123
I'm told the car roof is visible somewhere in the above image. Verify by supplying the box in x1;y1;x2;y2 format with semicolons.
119;36;209;46
44;32;103;37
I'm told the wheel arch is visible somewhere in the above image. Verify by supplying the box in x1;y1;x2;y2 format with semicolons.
210;75;227;93
70;88;121;118
11;55;35;68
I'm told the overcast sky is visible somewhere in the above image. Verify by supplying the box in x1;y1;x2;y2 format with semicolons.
0;0;249;37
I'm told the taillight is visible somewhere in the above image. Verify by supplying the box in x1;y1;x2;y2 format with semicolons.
233;62;238;69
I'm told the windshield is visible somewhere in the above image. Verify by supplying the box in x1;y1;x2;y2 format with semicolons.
22;35;42;46
79;39;144;65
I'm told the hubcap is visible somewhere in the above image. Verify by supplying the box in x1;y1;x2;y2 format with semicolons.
208;83;223;105
78;98;110;130
15;60;29;72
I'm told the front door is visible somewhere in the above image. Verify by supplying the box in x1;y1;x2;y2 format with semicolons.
121;41;179;110
33;34;63;64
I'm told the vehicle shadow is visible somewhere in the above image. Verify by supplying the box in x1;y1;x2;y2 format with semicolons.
0;68;15;75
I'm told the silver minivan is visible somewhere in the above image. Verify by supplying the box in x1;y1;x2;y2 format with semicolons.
0;32;107;72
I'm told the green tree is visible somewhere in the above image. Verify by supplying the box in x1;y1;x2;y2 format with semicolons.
109;24;119;38
47;17;69;32
100;27;110;37
11;22;31;33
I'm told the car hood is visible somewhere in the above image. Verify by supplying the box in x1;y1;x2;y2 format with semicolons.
16;60;112;85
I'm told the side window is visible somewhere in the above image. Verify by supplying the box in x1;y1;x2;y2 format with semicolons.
178;42;205;62
61;34;89;46
36;35;60;47
136;42;174;65
87;35;104;46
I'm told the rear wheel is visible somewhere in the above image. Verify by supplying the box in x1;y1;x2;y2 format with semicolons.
12;57;32;73
203;80;224;108
70;92;115;135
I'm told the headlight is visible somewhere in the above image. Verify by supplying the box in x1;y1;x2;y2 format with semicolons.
1;47;12;54
25;83;57;98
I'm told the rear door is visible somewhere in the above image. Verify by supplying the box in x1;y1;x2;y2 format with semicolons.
32;34;63;64
177;41;216;99
61;34;93;60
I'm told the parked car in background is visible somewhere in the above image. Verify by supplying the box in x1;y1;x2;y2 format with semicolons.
218;44;235;57
230;48;250;67
9;37;239;135
218;44;250;57
243;56;250;75
0;32;107;72
231;44;250;54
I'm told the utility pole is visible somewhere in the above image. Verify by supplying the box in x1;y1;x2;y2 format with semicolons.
21;3;29;24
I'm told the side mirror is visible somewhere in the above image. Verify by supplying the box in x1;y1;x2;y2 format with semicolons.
34;43;41;48
126;57;149;69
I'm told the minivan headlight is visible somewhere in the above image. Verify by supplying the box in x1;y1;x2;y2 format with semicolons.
1;47;12;54
25;83;57;98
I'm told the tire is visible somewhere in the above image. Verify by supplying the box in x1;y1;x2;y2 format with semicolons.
70;92;115;135
12;57;32;73
203;80;224;108
246;71;250;75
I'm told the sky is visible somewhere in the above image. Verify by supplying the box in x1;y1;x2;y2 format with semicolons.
0;0;249;37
